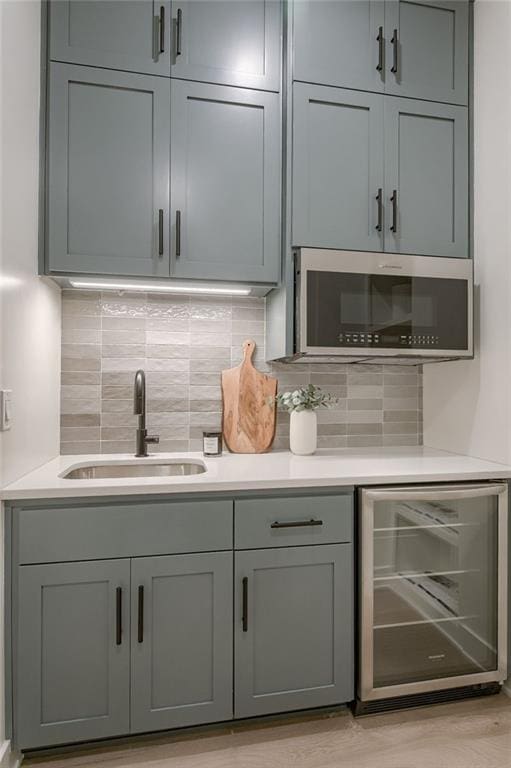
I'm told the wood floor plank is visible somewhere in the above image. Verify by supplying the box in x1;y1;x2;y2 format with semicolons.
25;693;511;768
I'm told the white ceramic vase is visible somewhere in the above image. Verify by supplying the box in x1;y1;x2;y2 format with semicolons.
289;409;317;455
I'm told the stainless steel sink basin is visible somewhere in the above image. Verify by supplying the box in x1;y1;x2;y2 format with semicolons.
63;460;207;480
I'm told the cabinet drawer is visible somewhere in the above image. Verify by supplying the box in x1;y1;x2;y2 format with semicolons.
15;499;233;564
234;494;353;549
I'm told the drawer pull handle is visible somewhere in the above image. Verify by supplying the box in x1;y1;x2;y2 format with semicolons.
391;28;399;75
159;6;165;54
138;585;144;643
270;519;323;529
376;26;383;72
176;8;182;56
242;577;248;632
116;587;122;646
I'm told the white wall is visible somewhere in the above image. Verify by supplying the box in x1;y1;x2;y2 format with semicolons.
423;0;511;465
0;0;61;761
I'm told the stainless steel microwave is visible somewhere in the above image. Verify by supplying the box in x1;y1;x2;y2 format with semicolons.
294;249;473;364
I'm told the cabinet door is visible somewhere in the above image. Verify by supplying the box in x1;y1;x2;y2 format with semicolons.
131;552;233;732
293;1;385;93
48;63;170;277
234;544;354;717
16;560;130;749
49;0;171;76
171;1;281;91
384;97;468;257
385;0;469;105
292;83;384;251
170;80;280;283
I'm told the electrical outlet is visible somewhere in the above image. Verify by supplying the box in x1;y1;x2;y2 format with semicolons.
0;390;12;431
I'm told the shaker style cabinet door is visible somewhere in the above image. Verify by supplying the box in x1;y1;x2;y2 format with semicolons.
47;63;170;277
15;560;130;750
49;0;172;76
170;80;280;283
292;83;384;251
384;0;469;105
384;97;468;257
293;1;385;93
234;545;354;718
130;553;233;732
171;1;281;91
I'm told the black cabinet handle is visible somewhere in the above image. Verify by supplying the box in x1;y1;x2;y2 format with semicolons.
158;209;164;256
176;8;182;56
390;189;398;233
375;188;383;232
137;585;144;643
159;6;165;53
175;209;181;256
391;28;398;75
376;26;383;72
116;587;122;646
270;519;323;529
242;577;248;632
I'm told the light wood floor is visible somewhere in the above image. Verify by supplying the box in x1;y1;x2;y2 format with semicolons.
25;693;511;768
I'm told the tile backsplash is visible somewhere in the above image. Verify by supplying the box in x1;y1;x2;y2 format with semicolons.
60;290;423;455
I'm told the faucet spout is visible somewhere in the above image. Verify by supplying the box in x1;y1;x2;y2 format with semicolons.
133;370;159;457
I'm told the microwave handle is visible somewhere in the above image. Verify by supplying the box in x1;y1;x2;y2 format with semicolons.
364;484;508;503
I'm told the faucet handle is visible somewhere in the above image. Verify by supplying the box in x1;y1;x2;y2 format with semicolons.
145;435;160;445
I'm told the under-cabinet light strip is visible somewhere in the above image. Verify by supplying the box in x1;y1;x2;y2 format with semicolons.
68;279;252;296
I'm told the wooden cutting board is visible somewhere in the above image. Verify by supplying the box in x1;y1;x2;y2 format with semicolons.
221;340;277;453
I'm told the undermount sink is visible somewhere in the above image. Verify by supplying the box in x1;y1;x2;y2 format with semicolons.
62;460;207;480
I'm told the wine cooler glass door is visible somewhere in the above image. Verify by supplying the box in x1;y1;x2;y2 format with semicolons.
359;484;508;701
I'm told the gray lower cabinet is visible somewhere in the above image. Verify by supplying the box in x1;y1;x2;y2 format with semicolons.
385;97;468;258
171;1;281;91
49;1;171;76
170;80;280;283
16;559;131;750
234;544;354;718
292;83;384;252
384;0;469;105
130;552;233;732
293;0;385;94
47;63;170;277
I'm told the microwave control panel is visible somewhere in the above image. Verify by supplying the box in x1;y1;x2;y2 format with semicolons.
338;333;441;347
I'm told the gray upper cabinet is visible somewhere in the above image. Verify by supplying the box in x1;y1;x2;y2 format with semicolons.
131;552;233;732
385;0;469;105
293;1;385;93
292;0;468;106
292;83;384;252
47;63;170;276
49;1;172;76
234;544;354;718
16;560;130;750
385;97;468;257
171;1;281;90
171;79;280;283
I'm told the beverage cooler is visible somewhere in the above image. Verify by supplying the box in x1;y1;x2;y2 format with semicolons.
356;483;508;713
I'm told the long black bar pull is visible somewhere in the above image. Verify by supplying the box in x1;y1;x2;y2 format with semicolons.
390;189;398;233
175;210;181;256
158;209;164;256
391;29;398;75
242;577;248;632
375;188;383;232
159;6;165;53
138;585;144;643
176;8;182;56
270;519;323;529
116;587;122;646
376;26;383;72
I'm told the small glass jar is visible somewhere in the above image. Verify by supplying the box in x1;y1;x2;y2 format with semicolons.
202;431;223;457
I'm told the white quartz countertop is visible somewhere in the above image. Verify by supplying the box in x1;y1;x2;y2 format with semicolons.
2;447;511;501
